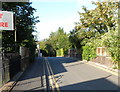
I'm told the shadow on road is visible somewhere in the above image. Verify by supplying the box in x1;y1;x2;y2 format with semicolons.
60;75;119;91
48;57;80;75
47;57;119;91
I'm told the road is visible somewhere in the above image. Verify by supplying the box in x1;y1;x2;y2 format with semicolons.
47;57;119;91
11;57;119;92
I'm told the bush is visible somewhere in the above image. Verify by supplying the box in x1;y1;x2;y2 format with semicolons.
56;48;64;57
82;46;96;61
103;30;120;64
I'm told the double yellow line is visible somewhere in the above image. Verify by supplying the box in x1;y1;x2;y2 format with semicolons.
44;57;60;92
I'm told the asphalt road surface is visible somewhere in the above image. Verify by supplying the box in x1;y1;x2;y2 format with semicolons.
11;57;119;92
47;57;119;91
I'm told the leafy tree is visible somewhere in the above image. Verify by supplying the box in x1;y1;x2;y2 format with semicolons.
45;43;56;57
39;27;71;56
69;29;81;49
48;27;71;54
76;2;118;33
70;1;119;62
2;2;39;53
69;28;98;49
103;29;119;64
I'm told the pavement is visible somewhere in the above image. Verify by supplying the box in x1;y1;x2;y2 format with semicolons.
0;72;23;92
85;60;119;76
11;57;45;92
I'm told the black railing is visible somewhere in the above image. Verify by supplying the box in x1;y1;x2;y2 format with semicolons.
0;53;21;87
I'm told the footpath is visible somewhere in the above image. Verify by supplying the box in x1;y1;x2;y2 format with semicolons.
0;57;46;92
82;60;119;77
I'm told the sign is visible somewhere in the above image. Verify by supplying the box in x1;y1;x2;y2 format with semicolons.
0;11;14;30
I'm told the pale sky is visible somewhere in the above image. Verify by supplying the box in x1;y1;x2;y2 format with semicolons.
31;0;97;41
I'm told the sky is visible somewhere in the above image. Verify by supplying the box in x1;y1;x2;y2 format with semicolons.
31;0;97;41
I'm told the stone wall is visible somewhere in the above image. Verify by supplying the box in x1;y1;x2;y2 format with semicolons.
92;47;113;68
91;56;113;67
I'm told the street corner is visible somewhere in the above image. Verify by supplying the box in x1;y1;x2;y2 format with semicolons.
86;61;118;76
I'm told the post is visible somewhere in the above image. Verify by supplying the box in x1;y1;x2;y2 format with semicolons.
0;1;2;87
14;16;17;52
0;1;2;10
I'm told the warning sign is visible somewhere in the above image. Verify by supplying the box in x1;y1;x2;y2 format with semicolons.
0;11;14;30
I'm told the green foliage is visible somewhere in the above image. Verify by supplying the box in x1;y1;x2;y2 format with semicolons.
45;43;56;57
103;30;119;63
85;28;120;64
69;28;99;51
82;46;96;61
50;27;71;50
69;26;101;60
69;29;81;49
70;1;119;64
40;49;48;57
76;2;118;33
56;48;64;57
39;27;71;56
2;31;15;52
29;41;36;62
2;2;39;54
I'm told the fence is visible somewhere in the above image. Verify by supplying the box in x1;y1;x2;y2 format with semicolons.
67;49;82;59
0;53;21;87
0;47;31;87
96;47;110;56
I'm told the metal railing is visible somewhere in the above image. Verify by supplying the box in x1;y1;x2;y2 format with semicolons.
0;53;21;87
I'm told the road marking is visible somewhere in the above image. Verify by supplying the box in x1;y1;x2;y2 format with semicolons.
44;57;61;92
85;61;118;76
42;59;47;92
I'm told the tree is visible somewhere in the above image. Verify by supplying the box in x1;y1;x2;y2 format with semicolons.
2;2;39;53
69;2;118;62
69;28;98;49
39;27;71;56
49;27;71;53
69;29;81;49
76;2;118;33
103;29;119;64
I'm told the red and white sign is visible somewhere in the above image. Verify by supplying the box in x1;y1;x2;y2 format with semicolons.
0;11;14;30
